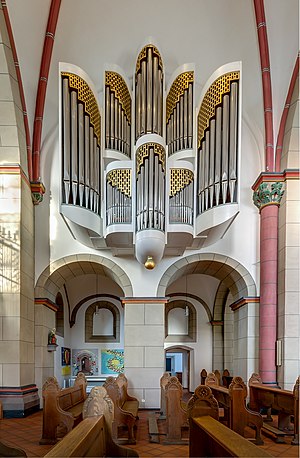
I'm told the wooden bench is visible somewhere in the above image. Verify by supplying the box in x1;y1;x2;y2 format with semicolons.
159;372;170;419
40;372;87;445
103;374;139;444
249;373;299;445
0;441;27;457
164;376;189;444
45;386;138;457
206;374;264;444
189;416;272;457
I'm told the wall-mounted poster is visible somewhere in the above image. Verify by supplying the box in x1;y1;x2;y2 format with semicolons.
72;349;99;376
101;349;124;374
61;347;71;376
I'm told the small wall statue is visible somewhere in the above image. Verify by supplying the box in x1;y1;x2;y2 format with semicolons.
48;328;57;345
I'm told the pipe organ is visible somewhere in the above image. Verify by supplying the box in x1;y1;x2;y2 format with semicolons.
61;72;101;214
135;45;163;139
60;54;240;266
105;72;131;157
106;169;131;225
169;169;194;225
166;71;194;155
197;72;239;215
136;143;165;232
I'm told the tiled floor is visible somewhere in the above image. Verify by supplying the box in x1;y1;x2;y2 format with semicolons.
0;409;298;457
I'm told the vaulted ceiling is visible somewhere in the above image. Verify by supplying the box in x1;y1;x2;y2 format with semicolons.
5;0;299;180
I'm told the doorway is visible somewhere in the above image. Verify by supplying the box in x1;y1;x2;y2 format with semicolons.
165;346;191;390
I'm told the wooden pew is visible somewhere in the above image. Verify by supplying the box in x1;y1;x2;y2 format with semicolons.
206;375;264;444
249;373;299;445
159;372;170;419
189;416;272;457
40;372;87;445
222;369;233;387
103;374;139;444
0;441;27;457
164;376;188;444
200;368;207;385
45;386;138;457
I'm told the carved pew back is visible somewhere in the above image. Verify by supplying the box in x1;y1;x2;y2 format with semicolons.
164;376;188;444
249;373;299;445
206;376;264;444
159;372;170;419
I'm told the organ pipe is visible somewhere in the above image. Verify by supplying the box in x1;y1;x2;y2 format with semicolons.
229;82;238;202
61;72;101;215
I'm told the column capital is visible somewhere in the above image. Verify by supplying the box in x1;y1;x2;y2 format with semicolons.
252;180;284;211
30;181;46;205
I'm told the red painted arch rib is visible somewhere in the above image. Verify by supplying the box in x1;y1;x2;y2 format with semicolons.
253;0;274;172
32;0;61;182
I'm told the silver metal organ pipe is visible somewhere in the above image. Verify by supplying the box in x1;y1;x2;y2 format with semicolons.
200;141;205;213
222;94;229;204
183;89;188;149
110;92;115;150
197;149;201;214
153;56;158;133
154;154;159;228
136;73;141;141
144;157;149;228
62;78;70;204
146;48;153;133
114;98;119;151
209;119;216;208
140;168;144;230
229;82;238;202
169;113;174;155
141;60;147;135
84;115;90;208
204;130;210;210
179;94;184;150
78;103;85;206
176;102;180;152
136;171;141;230
89;126;94;210
107;181;111;226
94;141;99;210
215;106;222;206
157;69;162;136
118;100;122;152
127;122;130;157
148;148;154;228
188;83;193;149
71;90;78;205
122;115;127;156
105;86;110;149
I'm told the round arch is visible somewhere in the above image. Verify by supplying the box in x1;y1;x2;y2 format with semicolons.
157;253;257;301
35;254;133;302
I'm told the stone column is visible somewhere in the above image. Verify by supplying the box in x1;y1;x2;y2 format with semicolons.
253;178;284;384
121;297;167;409
211;320;223;371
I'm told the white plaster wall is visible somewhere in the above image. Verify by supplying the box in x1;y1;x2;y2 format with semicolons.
233;302;259;382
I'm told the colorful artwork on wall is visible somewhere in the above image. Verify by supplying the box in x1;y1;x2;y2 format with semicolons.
101;349;124;374
72;349;99;376
61;347;71;376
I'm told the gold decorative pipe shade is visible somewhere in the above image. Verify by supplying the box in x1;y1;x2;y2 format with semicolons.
170;168;194;197
166;71;194;123
61;72;101;144
136;143;165;174
197;71;239;147
135;44;163;74
106;169;131;197
105;71;131;124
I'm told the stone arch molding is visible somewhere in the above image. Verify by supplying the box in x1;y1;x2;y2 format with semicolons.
35;254;133;302
157;253;257;302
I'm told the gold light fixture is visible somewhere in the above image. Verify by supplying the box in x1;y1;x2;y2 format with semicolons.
144;256;155;270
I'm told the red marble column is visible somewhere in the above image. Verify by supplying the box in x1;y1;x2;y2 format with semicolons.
259;203;279;384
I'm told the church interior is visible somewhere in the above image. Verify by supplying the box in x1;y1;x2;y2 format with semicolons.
0;0;299;456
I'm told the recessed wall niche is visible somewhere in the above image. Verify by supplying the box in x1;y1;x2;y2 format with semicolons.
85;301;120;342
165;300;196;342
